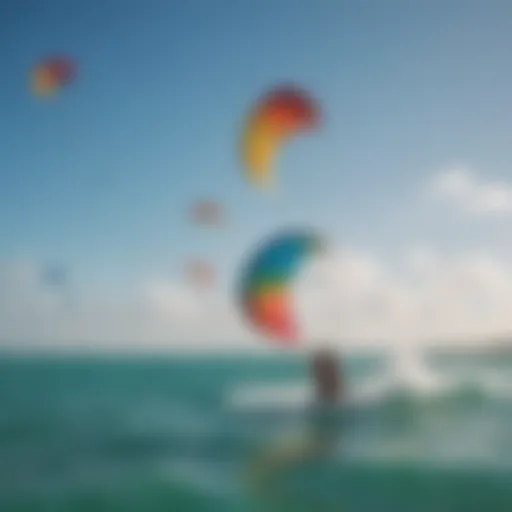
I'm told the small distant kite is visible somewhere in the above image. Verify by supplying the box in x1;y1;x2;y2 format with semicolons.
191;200;224;227
186;260;215;288
237;229;325;346
240;85;320;189
30;56;77;98
41;264;67;288
40;263;76;309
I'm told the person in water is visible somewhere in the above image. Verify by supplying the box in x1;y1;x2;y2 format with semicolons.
311;347;343;405
248;347;344;492
307;347;344;455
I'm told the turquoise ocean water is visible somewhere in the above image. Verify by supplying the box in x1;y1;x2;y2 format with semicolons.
0;352;511;511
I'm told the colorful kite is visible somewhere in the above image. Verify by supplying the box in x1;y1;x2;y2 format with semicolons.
186;260;215;288
238;230;325;345
31;56;77;97
191;200;224;227
240;85;320;189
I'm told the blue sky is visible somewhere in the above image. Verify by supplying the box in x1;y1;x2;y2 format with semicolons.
3;1;512;348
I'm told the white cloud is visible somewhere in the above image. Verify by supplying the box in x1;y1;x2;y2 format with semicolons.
0;262;244;350
296;247;512;347
143;281;202;322
1;249;512;352
429;165;512;215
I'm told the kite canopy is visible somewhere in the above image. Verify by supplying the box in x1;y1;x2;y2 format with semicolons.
186;260;215;288
240;85;319;189
238;230;324;346
41;264;67;287
191;200;224;227
31;56;77;97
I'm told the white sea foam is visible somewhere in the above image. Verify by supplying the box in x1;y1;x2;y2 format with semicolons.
226;349;512;409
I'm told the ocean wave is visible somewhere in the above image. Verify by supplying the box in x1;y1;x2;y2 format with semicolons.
226;354;512;410
159;459;237;496
126;401;221;438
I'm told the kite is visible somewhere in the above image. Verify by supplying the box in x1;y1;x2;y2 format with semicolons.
186;260;215;288
41;264;67;288
238;230;325;345
191;200;224;227
240;85;319;189
31;56;77;97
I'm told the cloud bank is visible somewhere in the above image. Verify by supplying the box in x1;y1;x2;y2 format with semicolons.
430;166;512;216
2;164;511;352
1;246;512;352
297;247;512;347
